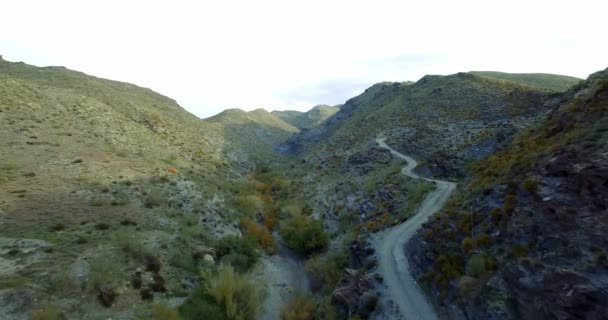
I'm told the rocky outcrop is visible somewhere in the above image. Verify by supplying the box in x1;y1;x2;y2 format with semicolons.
331;269;378;318
408;68;608;319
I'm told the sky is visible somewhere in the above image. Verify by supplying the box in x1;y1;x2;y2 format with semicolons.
1;0;607;118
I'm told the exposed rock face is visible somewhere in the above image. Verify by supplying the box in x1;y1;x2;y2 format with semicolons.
332;269;378;317
505;265;608;319
408;68;608;319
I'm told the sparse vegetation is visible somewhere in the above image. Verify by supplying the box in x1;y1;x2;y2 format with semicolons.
280;294;317;320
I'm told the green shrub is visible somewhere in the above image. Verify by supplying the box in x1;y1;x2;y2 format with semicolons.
305;250;350;292
521;179;538;193
216;235;259;272
30;304;63;320
89;254;122;289
112;227;144;258
465;253;487;277
280;213;328;256
503;194;517;214
461;237;473;255
169;244;199;273
206;264;264;320
145;187;167;208
234;194;264;216
179;287;227;320
149;302;182;320
280;294;317;320
51;223;65;232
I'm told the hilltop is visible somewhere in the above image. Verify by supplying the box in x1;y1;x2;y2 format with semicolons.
469;71;582;91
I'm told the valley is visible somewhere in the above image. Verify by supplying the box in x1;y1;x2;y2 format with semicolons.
1;55;606;320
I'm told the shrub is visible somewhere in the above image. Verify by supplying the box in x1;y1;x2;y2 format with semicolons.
503;194;517;214
31;304;63;320
490;208;503;223
112;228;144;257
474;234;491;247
461;237;473;255
280;213;328;256
465;254;487;277
234;194;264;216
95;223;110;230
144;302;182;320
179;287;227;320
169;245;199;273
240;217;276;254
89;254;122;289
145;188;167;208
305;250;350;293
206;264;264;320
521;179;538;193
51;223;65;232
280;294;317;320
215;235;259;272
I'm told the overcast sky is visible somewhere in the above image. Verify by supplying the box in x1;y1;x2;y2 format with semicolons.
1;0;607;118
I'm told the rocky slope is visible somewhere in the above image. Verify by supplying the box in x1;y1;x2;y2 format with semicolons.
286;72;565;241
269;72;581;319
286;73;560;180
408;68;608;319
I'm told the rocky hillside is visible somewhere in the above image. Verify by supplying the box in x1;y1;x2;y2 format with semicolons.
469;71;582;92
408;68;608;319
284;73;562;238
0;58;297;319
272;104;340;129
276;71;587;319
286;73;559;179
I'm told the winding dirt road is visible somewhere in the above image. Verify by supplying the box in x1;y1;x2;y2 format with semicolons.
372;137;456;320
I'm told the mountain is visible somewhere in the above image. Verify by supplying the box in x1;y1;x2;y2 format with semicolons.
469;71;582;92
272;104;340;129
407;68;608;319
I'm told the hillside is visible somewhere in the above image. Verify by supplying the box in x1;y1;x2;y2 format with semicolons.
408;68;608;319
288;73;557;180
272;104;340;129
205;108;299;160
469;71;582;92
270;110;303;125
0;58;298;319
275;72;576;318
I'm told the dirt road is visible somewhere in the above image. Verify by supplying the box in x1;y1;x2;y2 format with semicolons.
372;137;456;320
